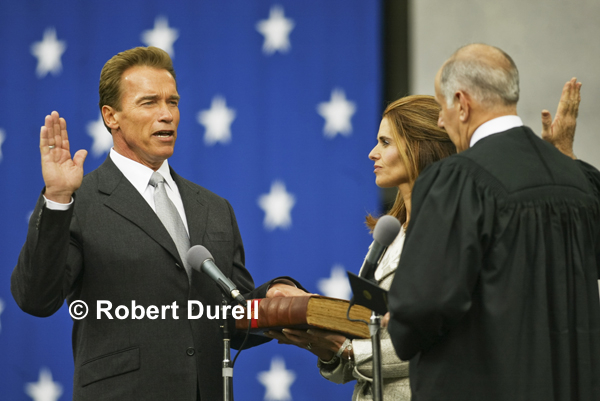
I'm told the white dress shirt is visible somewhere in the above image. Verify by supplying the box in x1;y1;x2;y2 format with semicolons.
470;115;523;148
44;148;189;234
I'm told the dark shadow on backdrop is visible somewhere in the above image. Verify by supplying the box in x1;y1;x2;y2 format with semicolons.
379;0;409;212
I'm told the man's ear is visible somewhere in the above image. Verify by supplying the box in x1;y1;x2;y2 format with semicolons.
101;105;119;132
456;91;471;122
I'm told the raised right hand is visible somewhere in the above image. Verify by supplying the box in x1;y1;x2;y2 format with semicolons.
541;77;581;159
40;111;88;203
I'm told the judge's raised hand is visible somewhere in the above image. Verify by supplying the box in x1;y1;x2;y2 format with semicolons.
541;77;581;160
41;111;88;203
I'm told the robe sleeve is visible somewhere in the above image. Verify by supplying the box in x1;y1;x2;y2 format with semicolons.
575;160;600;279
387;159;495;360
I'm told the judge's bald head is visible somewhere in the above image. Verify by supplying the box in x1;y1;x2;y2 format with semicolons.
438;44;519;110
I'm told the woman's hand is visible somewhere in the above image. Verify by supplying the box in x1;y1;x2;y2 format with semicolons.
265;328;349;361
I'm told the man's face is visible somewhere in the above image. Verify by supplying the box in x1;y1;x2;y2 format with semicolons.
111;66;180;170
434;69;462;150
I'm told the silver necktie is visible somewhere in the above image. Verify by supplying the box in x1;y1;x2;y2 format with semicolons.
149;171;191;281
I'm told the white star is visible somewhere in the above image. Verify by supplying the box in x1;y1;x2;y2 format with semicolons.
30;27;67;78
0;298;4;334
141;16;179;57
317;264;352;300
258;181;296;231
197;96;236;146
256;5;295;55
0;128;5;163
257;356;296;401
317;88;357;138
25;367;63;401
87;115;113;157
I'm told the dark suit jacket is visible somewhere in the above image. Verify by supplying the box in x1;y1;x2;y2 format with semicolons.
388;126;600;401
12;157;286;400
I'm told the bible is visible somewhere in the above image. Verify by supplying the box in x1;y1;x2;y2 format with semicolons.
235;295;372;339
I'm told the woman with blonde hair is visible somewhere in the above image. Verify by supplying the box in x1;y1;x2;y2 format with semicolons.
266;95;456;400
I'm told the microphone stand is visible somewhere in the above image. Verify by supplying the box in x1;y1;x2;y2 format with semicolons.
369;311;383;401
221;299;233;401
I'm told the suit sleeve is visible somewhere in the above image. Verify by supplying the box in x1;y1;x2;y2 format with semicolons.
387;161;494;360
222;199;305;348
11;192;83;317
222;199;306;299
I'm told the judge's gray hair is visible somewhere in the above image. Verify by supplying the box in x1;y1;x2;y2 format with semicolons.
439;45;519;108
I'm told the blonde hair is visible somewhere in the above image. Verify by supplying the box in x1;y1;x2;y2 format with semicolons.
366;95;456;230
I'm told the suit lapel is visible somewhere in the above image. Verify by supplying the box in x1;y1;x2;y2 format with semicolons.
96;157;183;265
172;169;208;248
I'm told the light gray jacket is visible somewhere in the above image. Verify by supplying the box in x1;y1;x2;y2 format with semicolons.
318;230;411;401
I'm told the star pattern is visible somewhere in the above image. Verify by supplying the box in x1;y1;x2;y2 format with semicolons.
30;27;67;78
197;96;236;146
258;181;296;231
0;128;5;163
87;115;113;157
141;16;179;57
4;5;380;400
257;357;296;401
25;368;63;401
317;264;352;300
256;5;295;55
0;298;4;334
317;88;357;138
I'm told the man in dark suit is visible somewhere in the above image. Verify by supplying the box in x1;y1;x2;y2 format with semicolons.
387;43;600;401
11;46;306;400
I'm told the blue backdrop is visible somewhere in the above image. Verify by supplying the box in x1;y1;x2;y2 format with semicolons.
0;1;382;400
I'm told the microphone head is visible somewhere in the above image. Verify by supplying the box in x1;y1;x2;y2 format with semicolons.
373;215;401;246
186;245;213;272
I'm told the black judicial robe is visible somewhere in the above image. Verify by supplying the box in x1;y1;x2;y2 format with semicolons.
388;126;600;401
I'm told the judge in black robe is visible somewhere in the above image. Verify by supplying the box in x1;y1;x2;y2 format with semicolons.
387;44;600;401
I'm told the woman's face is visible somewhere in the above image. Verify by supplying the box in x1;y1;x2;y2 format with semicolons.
369;117;409;188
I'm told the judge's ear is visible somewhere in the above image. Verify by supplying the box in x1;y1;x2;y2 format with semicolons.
456;90;471;122
101;105;120;132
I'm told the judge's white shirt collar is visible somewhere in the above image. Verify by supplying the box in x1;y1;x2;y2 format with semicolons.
470;115;523;147
110;148;175;194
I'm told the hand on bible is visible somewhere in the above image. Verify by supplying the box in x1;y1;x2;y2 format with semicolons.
265;328;348;361
541;77;581;160
41;111;88;203
380;312;390;328
265;283;311;298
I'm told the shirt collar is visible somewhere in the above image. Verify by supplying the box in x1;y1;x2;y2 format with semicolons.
109;148;175;193
470;115;523;147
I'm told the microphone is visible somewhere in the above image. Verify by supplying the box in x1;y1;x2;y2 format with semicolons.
186;245;246;305
360;215;401;281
